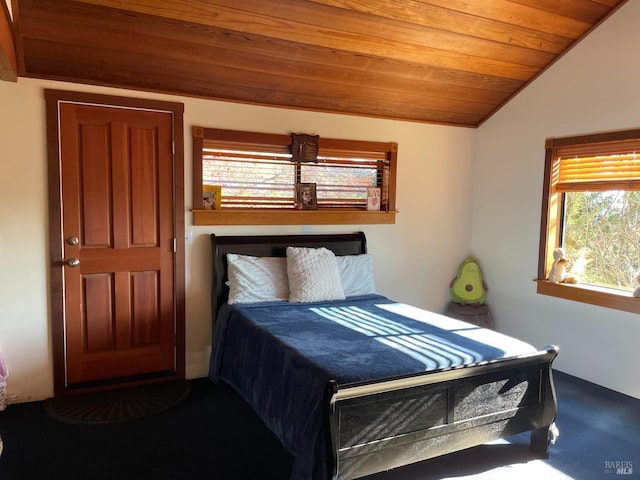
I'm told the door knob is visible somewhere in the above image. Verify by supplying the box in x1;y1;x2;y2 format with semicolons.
66;236;79;245
66;258;80;267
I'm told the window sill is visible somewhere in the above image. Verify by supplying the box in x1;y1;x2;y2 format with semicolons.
192;209;397;226
536;280;640;314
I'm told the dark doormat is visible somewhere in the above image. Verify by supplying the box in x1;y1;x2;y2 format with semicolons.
43;380;191;425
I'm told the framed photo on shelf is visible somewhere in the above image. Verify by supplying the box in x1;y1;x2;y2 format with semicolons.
367;187;381;211
203;185;221;209
295;182;317;210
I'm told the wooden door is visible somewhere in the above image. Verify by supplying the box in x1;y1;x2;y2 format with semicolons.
46;91;185;394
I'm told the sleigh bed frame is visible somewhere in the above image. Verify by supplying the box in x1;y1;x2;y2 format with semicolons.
210;232;558;480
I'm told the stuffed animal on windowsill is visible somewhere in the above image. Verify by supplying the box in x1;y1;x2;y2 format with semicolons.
548;248;579;284
633;270;640;298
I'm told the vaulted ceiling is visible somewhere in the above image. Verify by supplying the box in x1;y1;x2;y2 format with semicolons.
9;0;628;127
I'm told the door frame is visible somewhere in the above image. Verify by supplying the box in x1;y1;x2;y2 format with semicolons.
45;89;185;396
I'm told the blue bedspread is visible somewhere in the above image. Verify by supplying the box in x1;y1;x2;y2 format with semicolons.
208;294;536;480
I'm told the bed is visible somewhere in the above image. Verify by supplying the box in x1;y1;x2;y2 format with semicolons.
208;232;558;480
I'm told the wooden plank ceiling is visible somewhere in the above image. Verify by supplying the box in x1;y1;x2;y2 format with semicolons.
1;1;17;80
11;0;627;127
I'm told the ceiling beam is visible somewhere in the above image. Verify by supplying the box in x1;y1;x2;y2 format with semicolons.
0;0;17;81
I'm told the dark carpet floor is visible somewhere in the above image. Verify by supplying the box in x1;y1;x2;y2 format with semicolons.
42;380;191;425
0;371;638;480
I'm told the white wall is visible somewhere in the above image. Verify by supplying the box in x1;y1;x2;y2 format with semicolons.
474;1;640;399
0;78;474;402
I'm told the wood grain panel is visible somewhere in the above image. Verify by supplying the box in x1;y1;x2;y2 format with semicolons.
0;0;17;81
68;0;546;79
131;271;160;346
79;122;113;248
22;41;489;125
82;273;114;352
129;126;159;247
593;0;627;6
193;209;397;225
536;280;640;315
308;0;575;53
113;271;132;351
415;0;592;37
19;51;505;124
14;0;524;100
507;0;612;23
16;0;627;126
74;0;593;41
79;247;162;274
19;15;526;96
109;121;131;251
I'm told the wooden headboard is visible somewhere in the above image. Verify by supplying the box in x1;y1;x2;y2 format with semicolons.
210;232;367;315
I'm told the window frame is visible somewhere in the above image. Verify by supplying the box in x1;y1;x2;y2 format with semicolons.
537;129;640;314
192;126;397;225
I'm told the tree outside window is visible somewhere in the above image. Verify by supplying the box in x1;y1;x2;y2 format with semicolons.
538;129;640;313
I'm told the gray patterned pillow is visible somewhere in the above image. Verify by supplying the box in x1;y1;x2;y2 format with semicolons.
286;247;345;302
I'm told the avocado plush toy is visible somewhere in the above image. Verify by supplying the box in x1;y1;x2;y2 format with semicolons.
450;258;488;305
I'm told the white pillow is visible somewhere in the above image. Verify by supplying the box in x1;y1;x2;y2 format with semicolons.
226;254;289;304
336;254;376;296
286;247;346;302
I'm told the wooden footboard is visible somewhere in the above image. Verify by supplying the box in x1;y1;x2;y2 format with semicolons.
328;346;558;480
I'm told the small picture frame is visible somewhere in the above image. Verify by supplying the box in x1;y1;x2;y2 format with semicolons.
203;185;221;209
367;187;381;211
295;182;317;210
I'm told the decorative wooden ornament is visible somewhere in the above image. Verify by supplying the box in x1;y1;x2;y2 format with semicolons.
291;133;319;162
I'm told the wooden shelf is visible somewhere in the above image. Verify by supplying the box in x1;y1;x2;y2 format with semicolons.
536;280;640;314
192;209;397;226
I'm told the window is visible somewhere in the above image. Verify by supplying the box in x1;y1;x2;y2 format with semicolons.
192;126;397;225
538;129;640;314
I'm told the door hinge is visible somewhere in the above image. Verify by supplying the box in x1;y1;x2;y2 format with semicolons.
173;238;177;253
